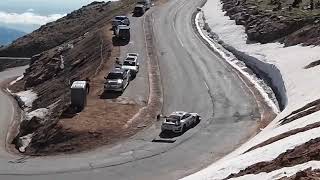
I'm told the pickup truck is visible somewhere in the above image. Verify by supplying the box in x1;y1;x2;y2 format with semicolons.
121;53;139;77
114;25;130;40
133;0;151;15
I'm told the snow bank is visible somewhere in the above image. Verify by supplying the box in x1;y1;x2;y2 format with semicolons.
181;0;320;179
15;90;37;109
9;75;24;85
202;0;320;119
195;12;279;113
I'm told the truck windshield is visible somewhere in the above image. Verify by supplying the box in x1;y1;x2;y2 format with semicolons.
166;115;180;122
107;73;123;79
123;61;135;66
119;29;130;36
115;17;126;20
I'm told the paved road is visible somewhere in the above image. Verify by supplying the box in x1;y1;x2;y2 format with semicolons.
0;66;27;159
119;15;149;106
0;0;262;179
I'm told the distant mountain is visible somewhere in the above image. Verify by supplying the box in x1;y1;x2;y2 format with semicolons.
0;27;25;45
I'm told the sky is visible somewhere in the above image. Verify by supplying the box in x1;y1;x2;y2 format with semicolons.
0;0;107;32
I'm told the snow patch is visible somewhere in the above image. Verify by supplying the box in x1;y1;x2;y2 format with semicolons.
9;75;24;85
15;90;37;109
26;108;49;121
18;133;33;153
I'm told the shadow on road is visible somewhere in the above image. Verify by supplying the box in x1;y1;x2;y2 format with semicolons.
60;105;82;119
112;37;130;46
100;91;122;99
132;13;143;17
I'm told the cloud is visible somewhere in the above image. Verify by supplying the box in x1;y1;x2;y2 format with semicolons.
0;11;64;26
27;8;34;12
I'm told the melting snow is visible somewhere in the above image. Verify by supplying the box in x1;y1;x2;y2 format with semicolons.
9;75;24;85
15;90;37;109
26;108;49;121
18;133;33;153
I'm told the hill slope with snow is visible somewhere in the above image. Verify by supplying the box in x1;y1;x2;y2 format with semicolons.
182;0;320;179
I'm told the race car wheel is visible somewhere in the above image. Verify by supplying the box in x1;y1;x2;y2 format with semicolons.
196;116;200;123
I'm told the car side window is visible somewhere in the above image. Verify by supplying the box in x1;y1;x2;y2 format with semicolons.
182;114;191;120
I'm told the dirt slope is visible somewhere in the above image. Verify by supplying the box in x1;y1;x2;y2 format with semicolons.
0;1;137;57
6;0;145;155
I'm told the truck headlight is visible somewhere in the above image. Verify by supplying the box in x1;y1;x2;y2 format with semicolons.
175;121;181;126
117;79;123;84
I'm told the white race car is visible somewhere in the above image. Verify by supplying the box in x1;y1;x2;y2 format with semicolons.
161;111;201;133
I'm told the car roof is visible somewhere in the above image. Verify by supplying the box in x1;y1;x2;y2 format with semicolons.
135;4;145;7
110;67;125;74
115;16;127;18
125;56;137;61
118;25;130;29
170;111;188;117
127;53;138;57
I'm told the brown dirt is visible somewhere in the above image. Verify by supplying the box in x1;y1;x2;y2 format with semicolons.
244;98;320;153
245;121;320;154
225;137;320;179
280;168;320;180
280;99;320;125
305;59;320;69
8;0;164;155
22;26;143;155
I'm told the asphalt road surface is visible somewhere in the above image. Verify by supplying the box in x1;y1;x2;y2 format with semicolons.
0;0;263;179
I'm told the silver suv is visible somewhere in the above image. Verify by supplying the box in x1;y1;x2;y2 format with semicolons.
104;68;130;92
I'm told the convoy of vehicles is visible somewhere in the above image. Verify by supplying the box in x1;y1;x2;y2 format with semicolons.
121;53;140;77
104;67;130;92
108;2;201;135
161;111;201;133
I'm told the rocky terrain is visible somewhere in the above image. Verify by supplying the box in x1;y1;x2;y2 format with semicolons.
221;0;320;46
0;0;137;58
4;0;143;154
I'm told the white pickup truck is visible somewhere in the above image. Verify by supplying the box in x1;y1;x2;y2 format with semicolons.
121;53;139;77
161;111;201;133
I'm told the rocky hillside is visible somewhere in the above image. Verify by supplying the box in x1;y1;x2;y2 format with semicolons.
8;0;140;154
221;0;320;46
0;0;137;57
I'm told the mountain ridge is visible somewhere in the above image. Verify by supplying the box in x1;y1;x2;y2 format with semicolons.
0;26;25;45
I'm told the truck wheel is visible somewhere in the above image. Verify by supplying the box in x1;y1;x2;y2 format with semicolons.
182;125;187;133
196;116;200;123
